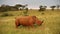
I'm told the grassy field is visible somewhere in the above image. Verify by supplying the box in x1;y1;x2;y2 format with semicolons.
0;10;60;34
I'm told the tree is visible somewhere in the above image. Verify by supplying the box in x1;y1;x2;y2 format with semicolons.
44;6;47;10
22;4;28;10
0;4;8;12
23;7;28;16
39;5;43;11
15;4;22;10
50;6;56;11
4;5;11;11
39;5;47;11
57;5;60;10
15;4;28;10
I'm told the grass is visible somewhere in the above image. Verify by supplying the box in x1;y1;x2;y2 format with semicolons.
0;9;60;34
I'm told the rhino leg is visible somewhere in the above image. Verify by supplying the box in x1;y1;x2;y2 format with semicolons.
15;20;20;28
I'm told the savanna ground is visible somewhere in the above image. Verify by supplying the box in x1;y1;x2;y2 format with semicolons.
0;9;60;34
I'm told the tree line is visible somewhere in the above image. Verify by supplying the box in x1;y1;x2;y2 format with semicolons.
39;5;60;11
0;4;28;12
0;4;60;12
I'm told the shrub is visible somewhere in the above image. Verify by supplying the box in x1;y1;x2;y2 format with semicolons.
23;11;28;16
1;13;13;17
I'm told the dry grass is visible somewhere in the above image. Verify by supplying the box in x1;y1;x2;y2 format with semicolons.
0;9;60;34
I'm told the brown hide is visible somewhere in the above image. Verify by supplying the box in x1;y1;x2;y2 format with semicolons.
15;16;43;28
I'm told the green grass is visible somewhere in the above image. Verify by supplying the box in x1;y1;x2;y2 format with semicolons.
0;9;60;34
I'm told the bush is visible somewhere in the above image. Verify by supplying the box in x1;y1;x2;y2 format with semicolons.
1;13;13;17
41;12;45;15
23;11;28;16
